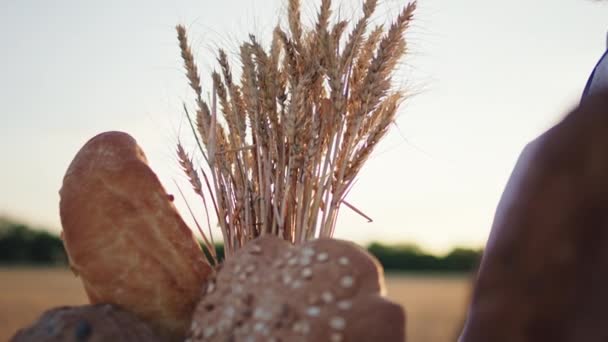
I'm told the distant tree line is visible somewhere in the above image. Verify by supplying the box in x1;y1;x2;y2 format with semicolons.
367;243;482;272
0;221;67;265
0;219;482;272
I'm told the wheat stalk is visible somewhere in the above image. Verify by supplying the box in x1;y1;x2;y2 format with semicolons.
175;0;417;260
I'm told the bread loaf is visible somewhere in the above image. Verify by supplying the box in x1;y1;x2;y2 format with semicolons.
10;304;161;342
59;131;212;341
189;235;405;341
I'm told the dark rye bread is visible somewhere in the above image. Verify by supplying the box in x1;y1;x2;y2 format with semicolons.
460;90;608;341
59;131;213;341
10;304;161;342
189;235;405;342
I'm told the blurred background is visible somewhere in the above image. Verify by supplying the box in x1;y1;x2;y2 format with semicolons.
0;0;606;340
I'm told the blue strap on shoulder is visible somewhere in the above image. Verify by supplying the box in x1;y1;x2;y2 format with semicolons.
582;35;608;100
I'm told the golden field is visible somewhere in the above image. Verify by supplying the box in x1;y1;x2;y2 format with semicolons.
0;268;472;342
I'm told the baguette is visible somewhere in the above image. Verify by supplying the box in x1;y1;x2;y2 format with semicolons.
59;131;212;341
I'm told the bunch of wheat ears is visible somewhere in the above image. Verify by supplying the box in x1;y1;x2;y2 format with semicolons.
175;0;416;263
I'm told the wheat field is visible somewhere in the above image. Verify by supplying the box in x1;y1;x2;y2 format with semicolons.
0;268;471;341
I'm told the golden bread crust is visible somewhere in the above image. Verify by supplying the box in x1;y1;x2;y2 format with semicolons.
60;131;212;341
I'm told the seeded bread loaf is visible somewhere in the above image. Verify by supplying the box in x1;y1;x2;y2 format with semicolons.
59;131;212;341
189;235;405;341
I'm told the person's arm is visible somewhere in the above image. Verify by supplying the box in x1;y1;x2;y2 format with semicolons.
460;88;608;342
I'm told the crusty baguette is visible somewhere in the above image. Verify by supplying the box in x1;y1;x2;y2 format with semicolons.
10;304;161;342
59;131;212;341
189;235;406;342
460;90;608;342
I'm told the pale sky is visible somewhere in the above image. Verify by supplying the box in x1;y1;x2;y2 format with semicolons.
0;0;606;253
